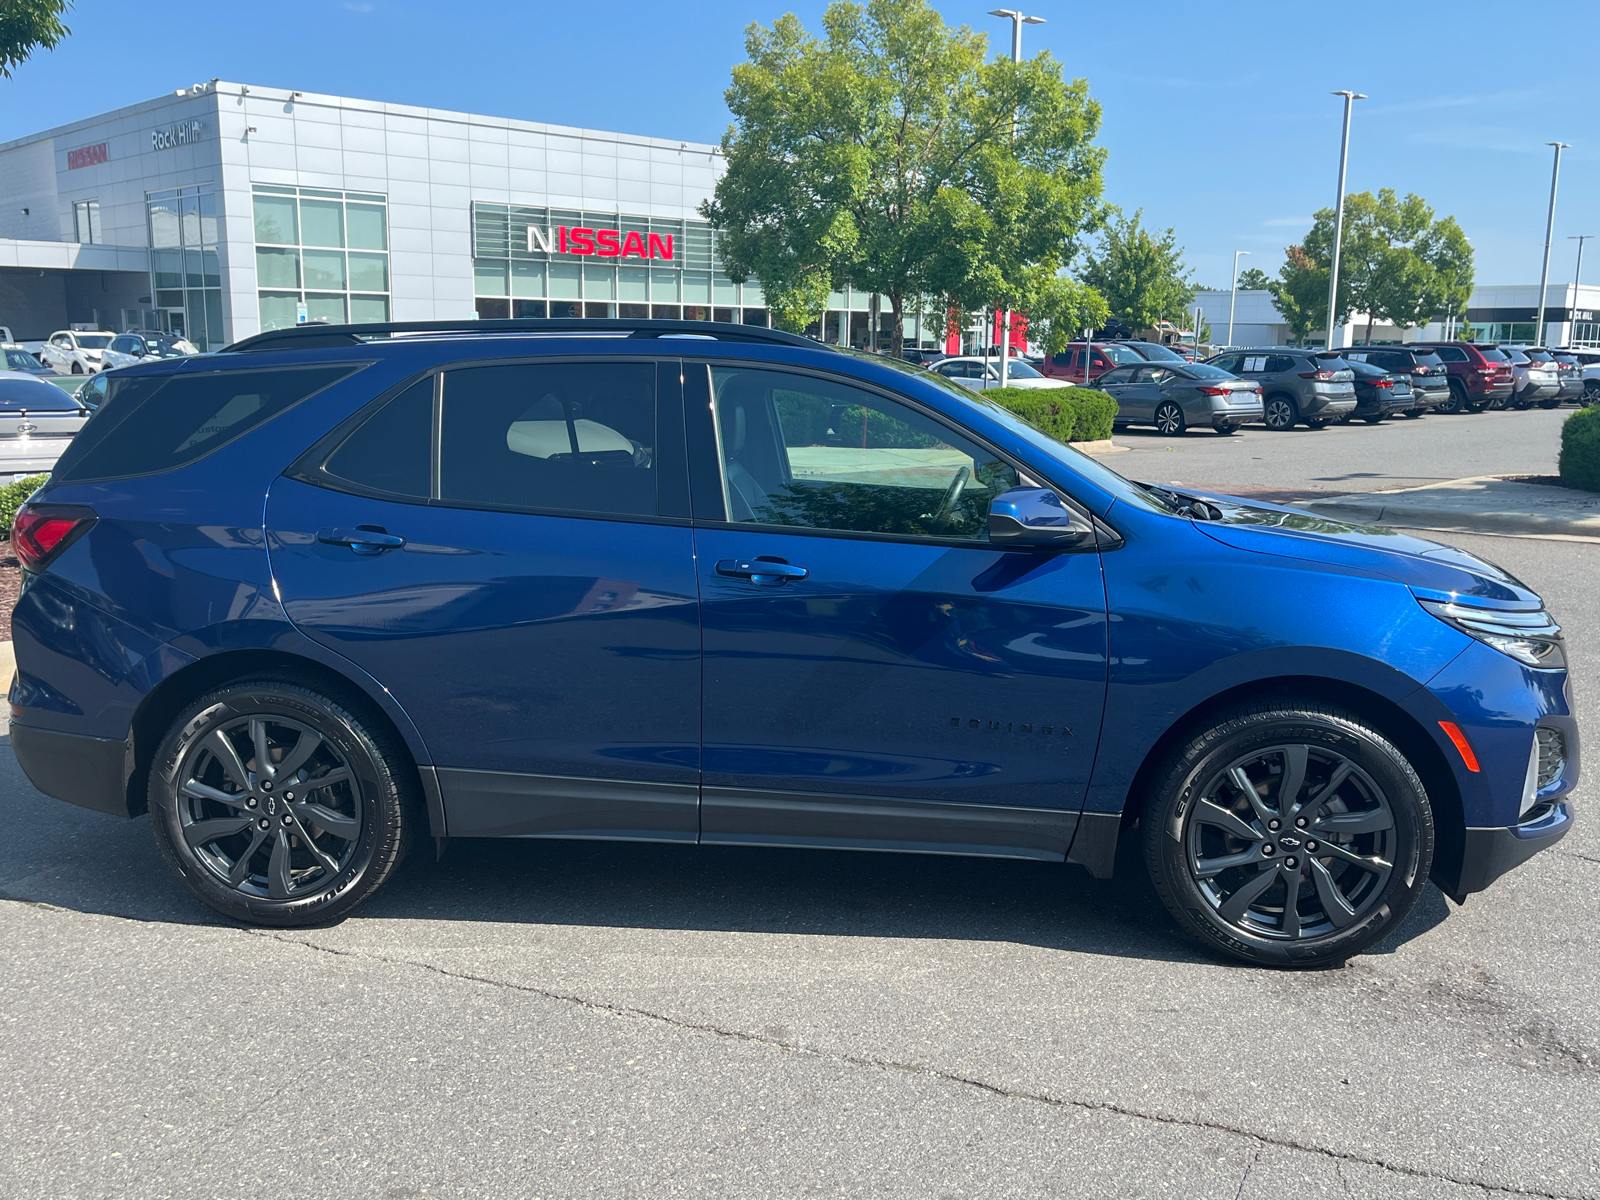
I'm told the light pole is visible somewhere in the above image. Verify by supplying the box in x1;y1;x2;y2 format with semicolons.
1325;90;1367;350
988;9;1045;389
1534;142;1569;348
1568;234;1593;347
1227;251;1249;349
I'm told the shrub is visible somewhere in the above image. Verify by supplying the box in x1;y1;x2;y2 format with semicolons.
0;474;48;538
1559;407;1600;492
984;386;1116;444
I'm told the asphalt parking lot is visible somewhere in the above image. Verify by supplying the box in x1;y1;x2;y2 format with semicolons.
1;408;1594;1199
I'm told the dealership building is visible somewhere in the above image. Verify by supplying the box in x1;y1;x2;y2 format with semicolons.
0;80;950;352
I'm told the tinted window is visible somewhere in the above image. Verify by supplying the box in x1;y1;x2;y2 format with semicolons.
1183;363;1235;380
77;334;114;349
1005;359;1042;378
1412;352;1443;369
1099;344;1144;364
1129;342;1185;362
0;376;81;411
53;364;361;483
439;361;657;517
1433;346;1468;362
109;336;138;354
1208;354;1243;373
1266;355;1297;373
712;366;1018;541
1346;360;1386;378
1478;348;1509;362
323;378;433;499
4;349;38;370
78;374;108;411
1099;366;1139;385
936;361;971;378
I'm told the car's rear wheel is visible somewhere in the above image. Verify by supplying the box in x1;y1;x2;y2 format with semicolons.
1437;382;1465;414
1362;414;1384;424
1538;397;1561;409
1263;395;1297;430
1585;380;1600;406
1142;699;1433;968
150;680;419;926
1154;402;1186;436
1213;423;1237;436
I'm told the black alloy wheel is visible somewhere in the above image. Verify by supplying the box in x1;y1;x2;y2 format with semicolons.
1143;699;1432;968
1263;395;1298;430
150;680;419;926
1438;381;1466;414
1154;401;1186;436
1585;380;1600;405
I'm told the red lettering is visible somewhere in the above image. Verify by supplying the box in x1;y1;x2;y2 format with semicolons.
648;234;674;261
569;227;596;255
559;226;568;253
621;231;647;259
596;229;621;257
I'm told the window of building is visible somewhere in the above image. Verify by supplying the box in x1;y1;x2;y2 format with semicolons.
253;186;390;334
72;200;102;245
147;185;224;351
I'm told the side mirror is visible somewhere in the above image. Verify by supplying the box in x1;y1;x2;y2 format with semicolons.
988;487;1095;547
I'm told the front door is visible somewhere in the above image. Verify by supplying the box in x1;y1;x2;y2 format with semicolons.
266;357;702;842
688;363;1108;860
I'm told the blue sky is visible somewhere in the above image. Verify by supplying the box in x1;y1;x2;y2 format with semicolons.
3;0;1595;288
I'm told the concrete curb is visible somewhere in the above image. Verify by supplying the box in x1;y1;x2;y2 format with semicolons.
1074;439;1127;455
1295;476;1600;542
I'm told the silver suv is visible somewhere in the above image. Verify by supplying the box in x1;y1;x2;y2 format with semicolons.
1204;348;1358;430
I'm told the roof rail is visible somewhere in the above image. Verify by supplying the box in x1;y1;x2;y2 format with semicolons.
222;317;829;354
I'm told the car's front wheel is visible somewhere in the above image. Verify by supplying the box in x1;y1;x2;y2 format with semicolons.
150;679;419;926
1143;699;1433;968
1263;395;1297;430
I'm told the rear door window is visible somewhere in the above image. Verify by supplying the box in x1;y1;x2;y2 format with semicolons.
52;364;362;483
320;377;434;500
1266;355;1297;373
438;360;659;518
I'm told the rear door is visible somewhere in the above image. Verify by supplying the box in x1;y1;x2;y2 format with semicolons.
689;362;1108;860
266;356;703;843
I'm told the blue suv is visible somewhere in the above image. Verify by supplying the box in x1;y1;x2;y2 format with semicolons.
8;319;1578;967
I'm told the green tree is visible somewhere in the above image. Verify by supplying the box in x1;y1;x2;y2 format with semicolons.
0;0;71;77
1266;245;1331;346
1236;266;1271;291
703;0;1105;353
1302;189;1474;344
1080;209;1195;331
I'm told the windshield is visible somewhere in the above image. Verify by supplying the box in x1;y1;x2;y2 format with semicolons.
1478;348;1509;362
1346;360;1387;378
1524;349;1554;362
5;349;38;369
77;334;114;349
1002;359;1042;378
1182;363;1236;379
1130;342;1186;362
154;337;198;357
1413;352;1443;368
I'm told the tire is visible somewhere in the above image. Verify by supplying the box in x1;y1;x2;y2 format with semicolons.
1213;424;1238;436
1537;397;1561;409
1361;415;1384;425
70;362;83;375
1142;698;1434;968
1400;407;1423;419
149;679;420;926
1306;419;1331;430
1263;395;1298;430
1154;401;1186;436
1585;380;1600;406
1437;382;1465;415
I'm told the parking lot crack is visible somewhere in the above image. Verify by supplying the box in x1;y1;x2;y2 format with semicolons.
243;925;1591;1200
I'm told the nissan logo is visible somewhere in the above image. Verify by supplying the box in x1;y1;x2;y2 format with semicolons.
15;422;36;434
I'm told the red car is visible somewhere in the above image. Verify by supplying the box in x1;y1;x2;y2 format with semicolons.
1038;341;1146;384
1408;342;1515;413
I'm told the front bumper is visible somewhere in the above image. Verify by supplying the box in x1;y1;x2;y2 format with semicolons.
1453;801;1573;899
9;721;137;818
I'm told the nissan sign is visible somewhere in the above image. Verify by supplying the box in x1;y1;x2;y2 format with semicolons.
527;224;675;261
151;120;204;151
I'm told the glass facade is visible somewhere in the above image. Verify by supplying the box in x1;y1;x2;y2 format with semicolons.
148;185;224;351
470;203;768;325
254;185;390;332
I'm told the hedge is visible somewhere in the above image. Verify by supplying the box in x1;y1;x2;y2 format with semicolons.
0;474;48;538
984;386;1117;445
1560;406;1600;492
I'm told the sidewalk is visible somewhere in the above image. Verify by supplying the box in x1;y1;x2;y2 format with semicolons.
1292;475;1600;541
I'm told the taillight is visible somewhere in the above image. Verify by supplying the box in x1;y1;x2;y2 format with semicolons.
1299;370;1335;380
1375;379;1393;388
1476;367;1496;374
11;504;96;573
1198;386;1232;396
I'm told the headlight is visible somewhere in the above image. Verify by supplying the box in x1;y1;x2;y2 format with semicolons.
1419;599;1566;669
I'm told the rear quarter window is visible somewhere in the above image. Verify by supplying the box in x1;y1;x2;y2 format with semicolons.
52;363;363;483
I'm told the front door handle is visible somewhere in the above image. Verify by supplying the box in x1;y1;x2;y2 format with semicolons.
716;557;808;586
317;525;406;555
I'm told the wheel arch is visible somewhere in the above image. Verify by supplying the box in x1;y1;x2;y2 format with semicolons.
126;647;444;837
1114;674;1463;886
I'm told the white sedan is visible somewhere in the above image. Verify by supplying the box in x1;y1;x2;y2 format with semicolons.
100;331;199;370
37;330;116;375
928;356;1070;391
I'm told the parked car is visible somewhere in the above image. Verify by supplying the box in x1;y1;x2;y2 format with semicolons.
1506;348;1562;410
1039;341;1146;384
930;356;1069;391
1410;342;1515;412
101;331;199;370
1343;359;1415;424
1340;347;1448;417
1093;361;1263;435
901;347;946;366
8;317;1578;969
1203;348;1358;430
1550;352;1586;405
0;373;89;480
37;329;116;375
1552;348;1600;404
3;344;64;378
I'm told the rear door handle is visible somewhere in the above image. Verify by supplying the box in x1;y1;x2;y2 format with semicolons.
716;557;808;586
317;526;406;555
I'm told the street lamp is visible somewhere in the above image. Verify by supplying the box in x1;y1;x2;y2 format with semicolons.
1534;142;1571;347
1325;90;1367;350
1227;250;1250;349
1568;234;1593;348
988;9;1045;389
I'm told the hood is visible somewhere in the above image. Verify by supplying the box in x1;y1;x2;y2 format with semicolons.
1185;490;1542;610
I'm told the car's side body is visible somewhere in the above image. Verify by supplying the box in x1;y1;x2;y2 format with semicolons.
8;325;1576;927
